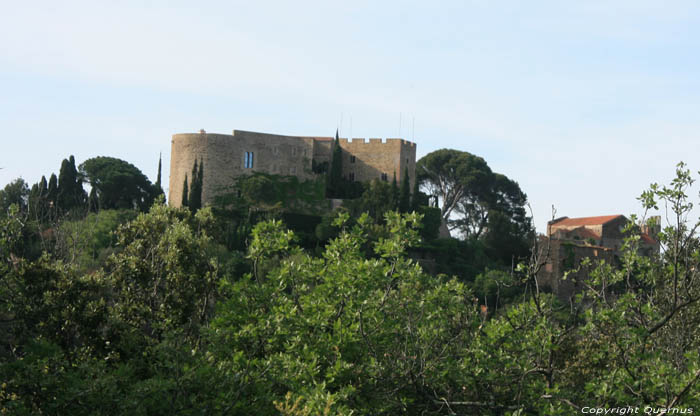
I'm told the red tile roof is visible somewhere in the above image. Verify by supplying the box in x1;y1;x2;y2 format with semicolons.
640;233;657;244
550;215;624;227
571;227;601;240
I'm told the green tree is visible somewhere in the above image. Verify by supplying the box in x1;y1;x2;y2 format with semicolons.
57;155;87;214
391;171;399;209
189;158;203;212
0;178;29;215
208;211;480;414
416;149;492;223
398;167;410;213
47;173;58;210
326;130;343;198
344;179;396;222
181;174;189;207
79;156;160;211
154;152;165;201
155;152;163;191
106;203;221;344
28;176;49;222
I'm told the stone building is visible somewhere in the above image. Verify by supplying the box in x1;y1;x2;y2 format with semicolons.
538;215;660;301
168;129;417;207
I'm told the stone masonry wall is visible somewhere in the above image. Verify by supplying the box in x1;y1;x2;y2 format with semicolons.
169;129;417;208
338;138;416;189
170;130;315;207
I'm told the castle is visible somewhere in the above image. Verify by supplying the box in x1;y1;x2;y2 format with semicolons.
168;129;417;207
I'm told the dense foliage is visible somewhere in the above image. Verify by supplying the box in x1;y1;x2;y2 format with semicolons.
2;155;699;414
80;156;161;211
417;149;533;263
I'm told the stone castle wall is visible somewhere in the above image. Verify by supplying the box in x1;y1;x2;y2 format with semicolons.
338;138;416;189
169;129;417;207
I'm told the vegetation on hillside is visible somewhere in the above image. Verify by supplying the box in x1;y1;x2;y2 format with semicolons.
2;152;698;414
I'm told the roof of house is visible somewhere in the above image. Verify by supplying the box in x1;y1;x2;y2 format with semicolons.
550;215;624;227
571;227;601;240
640;233;657;245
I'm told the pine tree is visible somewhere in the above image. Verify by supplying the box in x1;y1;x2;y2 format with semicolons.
399;168;410;213
181;174;189;207
327;129;343;198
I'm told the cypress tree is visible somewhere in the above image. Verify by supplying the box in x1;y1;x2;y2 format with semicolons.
197;158;204;204
89;186;99;212
399;168;410;213
411;173;421;211
57;155;86;213
47;174;58;207
39;175;48;196
181;174;189;207
391;172;399;210
37;176;49;221
156;153;162;190
327;129;343;198
189;159;202;212
47;174;58;219
28;183;40;219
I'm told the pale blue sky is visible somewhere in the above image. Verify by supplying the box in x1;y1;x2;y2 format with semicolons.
2;1;700;231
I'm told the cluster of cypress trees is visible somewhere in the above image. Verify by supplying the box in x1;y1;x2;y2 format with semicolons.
26;154;166;222
28;155;87;221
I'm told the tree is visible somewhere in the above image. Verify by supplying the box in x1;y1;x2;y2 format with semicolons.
344;179;397;222
189;158;203;212
398;167;410;213
410;173;424;211
106;203;221;343
326;130;343;198
79;156;160;211
181;174;189;207
28;176;49;221
0;178;29;215
47;173;58;210
208;212;480;414
155;153;163;191
57;155;86;213
416;149;492;223
154;152;165;202
416;149;532;264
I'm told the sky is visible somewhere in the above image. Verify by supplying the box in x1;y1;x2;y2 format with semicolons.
2;0;700;232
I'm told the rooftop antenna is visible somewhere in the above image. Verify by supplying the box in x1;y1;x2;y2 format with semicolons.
412;116;415;141
399;112;402;137
350;116;352;139
339;112;344;137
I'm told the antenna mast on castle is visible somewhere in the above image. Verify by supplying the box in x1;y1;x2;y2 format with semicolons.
399;112;402;137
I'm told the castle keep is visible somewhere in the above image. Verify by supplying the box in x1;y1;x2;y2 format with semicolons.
168;129;417;207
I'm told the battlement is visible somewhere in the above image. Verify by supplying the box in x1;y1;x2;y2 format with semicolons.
337;137;416;147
